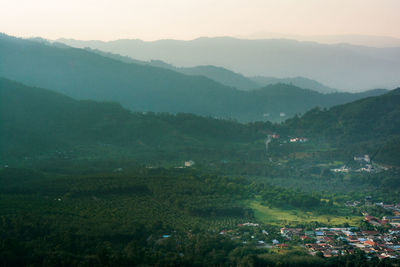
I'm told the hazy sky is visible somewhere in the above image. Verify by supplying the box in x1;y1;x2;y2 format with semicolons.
2;0;400;41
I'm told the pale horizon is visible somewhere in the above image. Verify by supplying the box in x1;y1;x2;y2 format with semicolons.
4;32;400;43
2;0;400;42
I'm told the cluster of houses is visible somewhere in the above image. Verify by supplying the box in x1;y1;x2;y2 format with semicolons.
364;212;400;228
277;206;400;259
264;133;307;144
376;202;400;217
289;137;309;143
174;160;195;169
213;216;400;260
280;226;400;259
331;154;388;174
219;222;400;259
217;222;274;247
344;197;400;210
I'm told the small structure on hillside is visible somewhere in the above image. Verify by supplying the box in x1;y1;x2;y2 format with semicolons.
289;137;308;143
354;155;370;163
331;166;349;173
184;160;195;167
238;222;259;227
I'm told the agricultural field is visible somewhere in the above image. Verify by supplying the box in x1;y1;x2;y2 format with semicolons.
248;201;362;226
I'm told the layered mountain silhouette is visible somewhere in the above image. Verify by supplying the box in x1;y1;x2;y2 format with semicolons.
57;36;400;91
84;47;336;93
0;34;388;122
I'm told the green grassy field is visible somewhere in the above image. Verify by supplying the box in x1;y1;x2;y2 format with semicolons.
248;201;362;226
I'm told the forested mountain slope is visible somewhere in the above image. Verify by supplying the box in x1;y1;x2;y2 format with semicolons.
0;78;267;163
283;88;400;165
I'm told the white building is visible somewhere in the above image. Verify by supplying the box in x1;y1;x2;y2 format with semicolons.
184;160;195;167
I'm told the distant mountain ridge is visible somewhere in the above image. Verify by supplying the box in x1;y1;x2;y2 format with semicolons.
57;36;400;91
0;34;388;122
84;47;337;93
250;76;337;93
82;47;260;90
238;33;400;48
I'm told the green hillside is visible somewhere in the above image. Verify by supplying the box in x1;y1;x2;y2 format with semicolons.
283;88;400;165
0;78;267;164
284;88;400;141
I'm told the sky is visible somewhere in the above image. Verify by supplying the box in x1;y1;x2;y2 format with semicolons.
2;0;400;41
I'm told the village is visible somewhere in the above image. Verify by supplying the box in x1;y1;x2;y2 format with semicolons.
267;133;389;174
212;202;400;260
214;216;400;260
281;223;400;259
331;154;389;174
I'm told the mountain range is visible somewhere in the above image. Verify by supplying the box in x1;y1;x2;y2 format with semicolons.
238;33;400;48
57;36;400;91
0;34;388;122
83;47;337;93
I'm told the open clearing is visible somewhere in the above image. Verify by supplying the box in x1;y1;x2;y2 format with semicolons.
248;201;362;226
